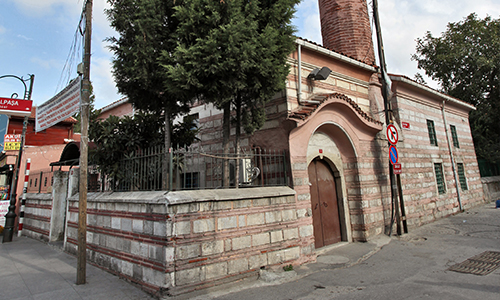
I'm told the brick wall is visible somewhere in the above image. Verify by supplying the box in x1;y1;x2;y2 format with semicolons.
23;193;52;242
63;187;313;297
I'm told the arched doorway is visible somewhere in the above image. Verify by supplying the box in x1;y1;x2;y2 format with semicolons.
308;158;342;248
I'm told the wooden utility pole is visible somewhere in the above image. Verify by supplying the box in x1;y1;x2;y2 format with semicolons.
372;0;404;235
77;0;92;285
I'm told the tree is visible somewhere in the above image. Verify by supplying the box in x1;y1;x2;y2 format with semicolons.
106;0;192;188
164;0;299;186
412;13;500;162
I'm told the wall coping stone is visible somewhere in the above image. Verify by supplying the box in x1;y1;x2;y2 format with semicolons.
481;176;500;184
26;193;53;201
165;187;295;205
66;187;295;205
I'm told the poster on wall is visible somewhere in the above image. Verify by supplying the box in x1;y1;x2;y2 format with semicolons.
0;200;9;228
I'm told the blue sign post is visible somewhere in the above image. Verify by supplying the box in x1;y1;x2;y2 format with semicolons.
389;145;398;165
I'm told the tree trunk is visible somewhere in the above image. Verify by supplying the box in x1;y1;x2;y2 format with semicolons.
235;95;241;189
163;108;171;190
222;101;231;188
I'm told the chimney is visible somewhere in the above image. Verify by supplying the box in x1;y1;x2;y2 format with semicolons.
318;0;375;65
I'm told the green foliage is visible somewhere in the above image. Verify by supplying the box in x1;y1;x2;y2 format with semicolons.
89;111;198;179
283;264;293;272
106;0;192;149
164;0;299;134
412;13;500;162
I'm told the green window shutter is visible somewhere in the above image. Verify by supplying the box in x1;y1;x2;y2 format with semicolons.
457;163;468;191
427;120;438;146
450;125;459;148
434;163;446;194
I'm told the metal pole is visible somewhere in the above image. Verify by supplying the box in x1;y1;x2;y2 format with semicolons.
77;0;92;285
2;74;34;243
441;100;463;211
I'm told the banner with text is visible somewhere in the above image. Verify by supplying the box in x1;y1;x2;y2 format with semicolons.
36;77;81;132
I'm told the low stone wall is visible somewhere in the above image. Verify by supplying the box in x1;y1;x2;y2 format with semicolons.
23;193;52;242
65;187;314;297
481;176;500;203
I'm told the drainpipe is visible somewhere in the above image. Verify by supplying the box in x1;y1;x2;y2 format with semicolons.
297;44;302;104
442;100;463;211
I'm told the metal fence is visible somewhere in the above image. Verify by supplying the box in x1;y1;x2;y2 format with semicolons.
89;146;289;192
27;169;54;193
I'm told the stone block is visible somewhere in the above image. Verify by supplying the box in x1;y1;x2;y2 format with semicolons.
201;240;224;256
282;209;297;221
213;201;232;211
193;218;215;233
154;221;167;236
284;247;300;260
253;198;270;207
228;258;249;275
299;225;313;237
132;220;144;233
144;220;154;235
122;218;132;232
249;253;268;270
218;216;237;230
122;261;133;277
205;262;228;279
233;200;252;209
130;240;141;256
270;231;283;243
252;233;270;246
265;211;282;223
176;244;201;260
238;215;245;227
247;213;265;226
176;267;202;286
283;228;299;240
232;236;251;250
267;249;285;265
224;239;232;252
175;221;191;235
165;247;175;262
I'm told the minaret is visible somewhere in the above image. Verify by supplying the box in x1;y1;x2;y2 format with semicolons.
318;0;375;65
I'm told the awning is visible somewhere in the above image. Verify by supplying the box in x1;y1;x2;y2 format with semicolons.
50;141;95;167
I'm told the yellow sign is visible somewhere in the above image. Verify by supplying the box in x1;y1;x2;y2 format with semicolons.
4;134;21;151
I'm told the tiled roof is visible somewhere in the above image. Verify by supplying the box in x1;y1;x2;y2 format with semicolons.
288;93;383;126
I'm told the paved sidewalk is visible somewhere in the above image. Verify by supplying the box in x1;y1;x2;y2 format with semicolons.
0;237;153;300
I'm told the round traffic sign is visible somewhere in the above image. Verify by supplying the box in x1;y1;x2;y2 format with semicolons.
386;124;399;145
389;145;398;164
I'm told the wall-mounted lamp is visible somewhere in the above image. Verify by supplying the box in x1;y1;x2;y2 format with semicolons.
307;66;332;80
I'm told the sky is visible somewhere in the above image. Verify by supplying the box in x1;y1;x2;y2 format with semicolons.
1;0;499;111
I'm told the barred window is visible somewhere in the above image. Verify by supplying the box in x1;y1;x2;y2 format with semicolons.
450;125;459;148
457;163;468;191
434;163;446;194
427;120;438;146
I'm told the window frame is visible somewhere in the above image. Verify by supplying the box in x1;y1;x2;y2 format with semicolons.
427;119;438;146
434;162;446;195
450;125;459;148
457;163;468;191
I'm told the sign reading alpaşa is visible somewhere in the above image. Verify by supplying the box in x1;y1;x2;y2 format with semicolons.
36;77;81;132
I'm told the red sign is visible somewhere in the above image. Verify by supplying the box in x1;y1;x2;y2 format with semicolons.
0;97;33;117
402;122;410;129
386;124;399;145
393;163;402;174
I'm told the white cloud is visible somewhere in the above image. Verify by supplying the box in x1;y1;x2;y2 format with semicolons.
31;57;61;69
90;56;121;109
17;34;33;41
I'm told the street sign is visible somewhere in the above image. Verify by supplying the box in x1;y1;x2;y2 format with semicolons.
0;97;33;117
402;122;410;129
4;134;21;150
386;124;399;145
393;163;402;174
389;145;398;164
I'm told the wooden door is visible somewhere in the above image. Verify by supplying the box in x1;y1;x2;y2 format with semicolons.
308;159;342;248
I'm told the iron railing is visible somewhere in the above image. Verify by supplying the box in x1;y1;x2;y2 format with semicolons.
89;146;290;192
